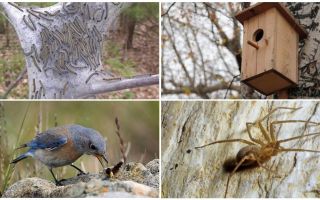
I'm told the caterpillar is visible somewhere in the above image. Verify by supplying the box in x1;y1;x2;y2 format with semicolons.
70;20;83;34
23;15;35;31
33;44;41;63
62;81;69;95
27;9;40;20
39;80;45;97
39;13;54;22
30;55;41;72
74;17;85;33
65;64;78;75
44;10;58;17
28;14;37;31
33;78;36;92
86;3;91;20
103;77;122;81
85;72;99;84
69;23;82;36
53;31;64;45
51;31;63;46
38;22;50;32
8;2;23;12
29;8;44;15
34;90;39;99
93;25;102;42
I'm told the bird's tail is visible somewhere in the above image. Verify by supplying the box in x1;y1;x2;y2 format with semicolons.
10;152;32;164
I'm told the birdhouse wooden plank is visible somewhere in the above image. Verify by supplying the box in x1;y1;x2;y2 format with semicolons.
235;3;307;96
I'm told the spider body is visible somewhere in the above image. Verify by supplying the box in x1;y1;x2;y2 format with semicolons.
195;106;320;197
238;142;280;164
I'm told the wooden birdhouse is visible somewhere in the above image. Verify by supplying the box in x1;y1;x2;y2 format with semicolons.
235;3;307;96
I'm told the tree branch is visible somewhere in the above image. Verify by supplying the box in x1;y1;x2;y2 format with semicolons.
1;67;27;99
162;81;240;96
77;74;159;98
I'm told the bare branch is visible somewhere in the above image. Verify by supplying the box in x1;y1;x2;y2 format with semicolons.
161;3;176;17
1;67;27;99
77;74;159;98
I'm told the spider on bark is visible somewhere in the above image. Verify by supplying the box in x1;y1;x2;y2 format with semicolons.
194;106;320;198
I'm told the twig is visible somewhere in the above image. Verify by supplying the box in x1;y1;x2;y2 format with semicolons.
1;67;27;99
224;74;240;99
115;117;127;164
161;2;176;17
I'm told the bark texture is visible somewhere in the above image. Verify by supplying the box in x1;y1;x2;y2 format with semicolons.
162;101;320;197
0;2;158;99
286;3;320;98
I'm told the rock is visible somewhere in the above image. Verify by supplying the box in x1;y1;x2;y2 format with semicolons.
2;159;159;198
116;159;159;188
2;177;55;197
146;159;159;174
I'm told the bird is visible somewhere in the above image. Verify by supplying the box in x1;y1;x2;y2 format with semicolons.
10;124;108;185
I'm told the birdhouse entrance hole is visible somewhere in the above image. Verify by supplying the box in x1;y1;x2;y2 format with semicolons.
253;29;264;42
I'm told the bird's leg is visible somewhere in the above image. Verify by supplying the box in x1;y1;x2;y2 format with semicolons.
49;168;63;186
70;164;86;176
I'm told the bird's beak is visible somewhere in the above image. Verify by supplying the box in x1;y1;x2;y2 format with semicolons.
95;154;108;167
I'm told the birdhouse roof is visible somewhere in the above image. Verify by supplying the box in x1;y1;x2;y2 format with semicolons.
235;3;307;38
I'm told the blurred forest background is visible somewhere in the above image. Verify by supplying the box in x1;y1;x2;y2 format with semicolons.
0;2;159;99
161;3;243;99
0;101;159;194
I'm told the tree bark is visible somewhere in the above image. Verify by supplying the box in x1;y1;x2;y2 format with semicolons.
0;2;158;99
162;101;320;197
285;3;320;98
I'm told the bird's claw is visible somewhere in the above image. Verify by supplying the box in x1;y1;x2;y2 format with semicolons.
55;179;67;186
77;172;87;176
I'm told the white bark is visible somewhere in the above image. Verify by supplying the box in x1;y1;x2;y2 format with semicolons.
162;101;320;197
0;2;158;99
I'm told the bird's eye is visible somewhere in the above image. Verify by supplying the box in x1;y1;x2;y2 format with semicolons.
90;144;96;150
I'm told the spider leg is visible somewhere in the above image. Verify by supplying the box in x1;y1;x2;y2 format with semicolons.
248;107;302;143
257;122;272;142
254;155;281;178
270;120;320;141
278;132;320;143
259;107;301;122
224;154;253;198
246;123;265;145
280;148;320;153
271;120;320;127
195;139;255;149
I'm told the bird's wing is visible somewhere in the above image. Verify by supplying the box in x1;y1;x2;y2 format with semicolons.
27;130;68;151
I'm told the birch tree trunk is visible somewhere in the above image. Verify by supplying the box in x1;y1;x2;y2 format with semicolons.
286;3;320;98
162;101;320;197
0;2;158;99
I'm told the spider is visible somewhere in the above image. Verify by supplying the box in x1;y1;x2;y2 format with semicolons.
194;106;320;198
